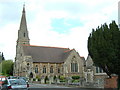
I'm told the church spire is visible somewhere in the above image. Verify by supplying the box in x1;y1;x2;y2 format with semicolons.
17;4;30;45
23;3;25;13
19;4;27;31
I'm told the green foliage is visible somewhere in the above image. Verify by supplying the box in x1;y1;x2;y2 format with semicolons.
72;76;80;80
0;52;5;62
72;80;80;83
59;76;66;82
53;75;56;80
36;75;39;79
38;78;40;81
1;52;5;61
59;76;65;80
36;75;40;81
33;78;36;81
58;75;60;79
0;60;14;76
88;21;120;77
60;80;66;82
45;76;49;84
45;76;49;80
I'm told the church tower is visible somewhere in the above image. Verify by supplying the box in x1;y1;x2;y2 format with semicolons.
16;4;30;59
14;5;30;76
17;4;30;45
16;5;30;58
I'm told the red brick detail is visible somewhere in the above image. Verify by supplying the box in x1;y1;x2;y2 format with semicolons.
104;76;118;88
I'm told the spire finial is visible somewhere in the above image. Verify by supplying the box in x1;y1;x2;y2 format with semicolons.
23;3;25;13
23;2;25;7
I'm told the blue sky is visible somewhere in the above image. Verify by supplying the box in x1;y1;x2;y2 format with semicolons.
51;18;83;33
0;0;119;60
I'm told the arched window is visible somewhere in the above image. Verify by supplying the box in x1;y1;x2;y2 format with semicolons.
35;65;38;73
43;66;46;73
27;63;29;70
50;66;53;73
96;66;99;73
58;68;60;73
24;33;25;37
71;56;78;72
75;63;78;72
96;66;104;73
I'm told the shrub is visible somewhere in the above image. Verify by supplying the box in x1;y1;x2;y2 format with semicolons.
33;78;36;81
45;76;49;84
53;76;56;80
59;76;65;80
36;75;39;79
38;78;40;81
60;80;66;82
72;79;80;83
72;76;80;80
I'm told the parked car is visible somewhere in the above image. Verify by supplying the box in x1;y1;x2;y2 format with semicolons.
0;75;7;88
1;79;29;90
8;76;29;83
18;77;29;83
7;76;18;79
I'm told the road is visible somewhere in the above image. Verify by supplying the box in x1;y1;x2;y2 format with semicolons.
29;83;70;88
28;83;109;90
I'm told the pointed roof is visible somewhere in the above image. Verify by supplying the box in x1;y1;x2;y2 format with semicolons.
17;4;30;44
19;4;27;31
22;45;73;63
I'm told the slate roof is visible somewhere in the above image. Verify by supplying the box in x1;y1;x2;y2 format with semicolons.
23;45;72;63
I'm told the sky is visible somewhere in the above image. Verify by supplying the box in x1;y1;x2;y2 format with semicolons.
0;0;119;61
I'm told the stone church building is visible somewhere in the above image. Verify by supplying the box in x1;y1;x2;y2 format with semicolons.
13;6;85;83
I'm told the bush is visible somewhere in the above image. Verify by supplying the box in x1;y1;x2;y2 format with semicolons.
36;75;40;81
72;80;80;83
36;75;39;79
45;76;49;84
38;78;40;81
60;80;66;82
54;76;56;80
59;76;65;80
33;78;36;81
72;76;80;80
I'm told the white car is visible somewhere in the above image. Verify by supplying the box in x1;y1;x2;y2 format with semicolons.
2;79;29;90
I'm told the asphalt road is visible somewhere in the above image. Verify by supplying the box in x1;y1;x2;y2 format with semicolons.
28;83;114;90
29;83;70;88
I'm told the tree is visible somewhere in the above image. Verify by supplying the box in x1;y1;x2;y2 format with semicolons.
1;52;5;61
88;21;120;88
0;52;5;62
0;60;14;76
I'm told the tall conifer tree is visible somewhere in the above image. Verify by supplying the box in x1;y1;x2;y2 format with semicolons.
88;21;120;89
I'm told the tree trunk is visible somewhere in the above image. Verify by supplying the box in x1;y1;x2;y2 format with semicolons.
102;65;111;78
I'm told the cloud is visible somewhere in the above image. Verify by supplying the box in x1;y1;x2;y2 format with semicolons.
0;0;119;60
0;23;18;60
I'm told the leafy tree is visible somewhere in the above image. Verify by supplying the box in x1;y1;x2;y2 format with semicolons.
88;21;120;88
0;60;14;76
1;52;5;61
0;52;5;62
0;56;2;63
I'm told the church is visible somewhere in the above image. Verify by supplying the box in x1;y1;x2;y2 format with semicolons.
13;6;85;83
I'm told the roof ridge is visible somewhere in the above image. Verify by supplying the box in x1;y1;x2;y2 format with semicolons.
64;49;73;53
23;44;69;49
